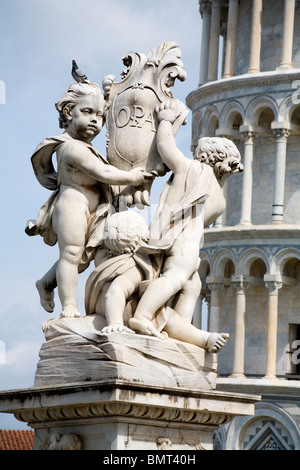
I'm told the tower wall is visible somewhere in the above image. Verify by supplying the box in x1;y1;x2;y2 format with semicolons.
187;0;300;450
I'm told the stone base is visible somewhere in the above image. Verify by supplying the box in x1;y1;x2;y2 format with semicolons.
0;316;260;450
0;381;260;450
34;315;217;390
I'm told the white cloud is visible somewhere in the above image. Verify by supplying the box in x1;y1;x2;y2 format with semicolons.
5;341;41;373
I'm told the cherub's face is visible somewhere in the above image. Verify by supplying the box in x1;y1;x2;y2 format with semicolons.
66;94;105;142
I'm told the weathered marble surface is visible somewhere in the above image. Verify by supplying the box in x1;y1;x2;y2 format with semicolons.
0;380;260;450
34;315;217;390
0;42;260;451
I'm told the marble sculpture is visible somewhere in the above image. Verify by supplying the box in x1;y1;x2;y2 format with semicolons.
26;42;243;355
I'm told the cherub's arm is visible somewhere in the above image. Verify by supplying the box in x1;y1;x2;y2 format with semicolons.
156;103;190;175
63;141;149;186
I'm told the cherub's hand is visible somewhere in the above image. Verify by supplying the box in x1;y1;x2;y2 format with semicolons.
155;101;181;124
128;167;154;186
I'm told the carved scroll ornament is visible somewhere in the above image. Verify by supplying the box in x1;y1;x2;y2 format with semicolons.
103;41;188;207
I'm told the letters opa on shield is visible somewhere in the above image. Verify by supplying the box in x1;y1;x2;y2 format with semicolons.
102;41;188;207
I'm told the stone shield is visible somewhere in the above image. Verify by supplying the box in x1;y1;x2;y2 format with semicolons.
103;42;188;207
107;84;160;172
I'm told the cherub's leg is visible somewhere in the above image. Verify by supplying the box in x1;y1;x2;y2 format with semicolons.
102;267;142;333
56;243;84;318
36;260;89;314
36;261;58;313
52;202;87;318
131;275;184;322
128;274;183;337
171;270;201;323
163;307;229;352
130;242;199;336
57;263;82;318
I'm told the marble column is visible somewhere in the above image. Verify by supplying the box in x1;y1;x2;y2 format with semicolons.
230;276;250;378
279;0;295;70
214;180;228;227
206;277;224;332
204;289;211;332
207;0;221;82
271;126;290;223
239;130;257;225
223;0;239;78
220;20;227;79
248;0;263;73
199;1;212;85
264;277;282;379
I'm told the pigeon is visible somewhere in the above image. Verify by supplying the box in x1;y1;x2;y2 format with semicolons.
71;60;90;83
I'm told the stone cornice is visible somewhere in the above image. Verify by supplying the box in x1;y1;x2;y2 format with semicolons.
0;381;259;427
217;377;300;398
186;70;300;109
203;224;300;244
15;402;234;427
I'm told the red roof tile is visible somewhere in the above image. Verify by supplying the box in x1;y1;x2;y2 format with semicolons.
0;430;34;450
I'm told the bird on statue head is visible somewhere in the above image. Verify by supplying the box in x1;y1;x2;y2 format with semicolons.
71;60;90;83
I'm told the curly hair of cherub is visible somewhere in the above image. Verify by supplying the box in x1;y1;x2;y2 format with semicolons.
194;137;243;176
103;211;149;256
55;82;110;129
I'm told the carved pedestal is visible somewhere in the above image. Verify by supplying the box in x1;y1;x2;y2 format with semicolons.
0;317;260;450
0;381;259;451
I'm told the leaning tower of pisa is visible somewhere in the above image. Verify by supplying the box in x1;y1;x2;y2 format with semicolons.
186;0;300;450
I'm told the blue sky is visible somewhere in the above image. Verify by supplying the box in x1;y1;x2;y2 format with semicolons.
0;0;202;429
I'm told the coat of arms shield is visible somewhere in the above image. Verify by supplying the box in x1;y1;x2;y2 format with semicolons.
103;42;188;207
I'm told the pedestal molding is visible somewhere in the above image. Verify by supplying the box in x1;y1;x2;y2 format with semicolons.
0;381;259;428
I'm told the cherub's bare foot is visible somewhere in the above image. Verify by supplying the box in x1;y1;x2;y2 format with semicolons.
101;324;135;334
60;304;81;318
36;279;55;313
206;333;229;353
128;317;166;339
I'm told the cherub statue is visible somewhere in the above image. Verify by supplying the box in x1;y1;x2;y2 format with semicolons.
26;81;151;319
128;102;243;338
85;210;229;353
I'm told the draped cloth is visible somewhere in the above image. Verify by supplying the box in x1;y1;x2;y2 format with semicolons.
85;159;213;323
147;159;212;250
85;249;161;316
25;133;113;265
